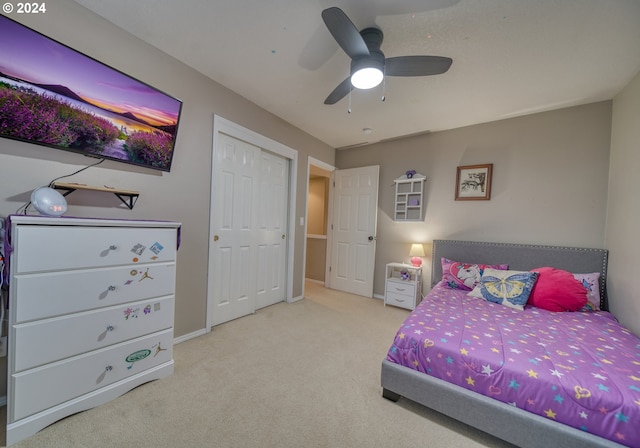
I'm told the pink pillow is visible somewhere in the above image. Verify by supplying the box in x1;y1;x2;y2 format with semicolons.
528;267;588;311
441;258;508;291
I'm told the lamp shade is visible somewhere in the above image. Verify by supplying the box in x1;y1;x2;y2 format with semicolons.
409;243;425;267
31;187;67;216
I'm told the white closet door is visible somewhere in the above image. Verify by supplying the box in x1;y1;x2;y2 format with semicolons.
209;133;291;326
210;133;261;325
255;150;289;310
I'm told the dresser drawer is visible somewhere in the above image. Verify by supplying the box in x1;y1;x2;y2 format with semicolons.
13;226;177;273
13;263;176;322
386;279;417;297
13;296;174;372
11;329;173;422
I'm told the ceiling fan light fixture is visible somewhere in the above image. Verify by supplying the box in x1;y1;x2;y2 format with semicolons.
350;52;385;90
351;67;383;89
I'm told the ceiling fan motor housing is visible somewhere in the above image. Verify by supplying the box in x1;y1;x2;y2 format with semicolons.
350;49;385;77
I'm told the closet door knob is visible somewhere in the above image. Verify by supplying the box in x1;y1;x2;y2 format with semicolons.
108;285;116;292
105;365;113;372
106;325;114;332
109;245;117;250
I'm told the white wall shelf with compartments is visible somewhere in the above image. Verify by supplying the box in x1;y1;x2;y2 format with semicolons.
394;174;426;221
5;215;181;446
384;262;423;310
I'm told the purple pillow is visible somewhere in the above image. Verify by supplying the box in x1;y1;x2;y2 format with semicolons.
441;257;509;291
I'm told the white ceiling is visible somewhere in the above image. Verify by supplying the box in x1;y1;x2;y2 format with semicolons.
73;0;640;149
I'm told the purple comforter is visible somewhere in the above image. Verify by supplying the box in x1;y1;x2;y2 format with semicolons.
386;282;640;447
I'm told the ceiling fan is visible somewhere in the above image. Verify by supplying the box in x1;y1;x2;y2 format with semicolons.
321;6;453;105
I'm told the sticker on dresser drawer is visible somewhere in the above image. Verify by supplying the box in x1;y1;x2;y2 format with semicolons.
13;263;176;323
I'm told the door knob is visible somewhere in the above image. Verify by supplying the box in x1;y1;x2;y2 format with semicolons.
282;234;286;240
214;235;219;241
368;236;375;241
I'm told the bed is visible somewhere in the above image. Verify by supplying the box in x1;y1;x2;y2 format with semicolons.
381;240;639;448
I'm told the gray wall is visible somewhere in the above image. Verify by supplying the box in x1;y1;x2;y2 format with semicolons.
336;101;612;296
606;70;640;335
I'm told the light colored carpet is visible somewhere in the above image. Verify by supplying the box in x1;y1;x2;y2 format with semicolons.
3;281;515;447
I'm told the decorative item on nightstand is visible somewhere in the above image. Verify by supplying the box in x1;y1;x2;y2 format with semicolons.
409;243;425;267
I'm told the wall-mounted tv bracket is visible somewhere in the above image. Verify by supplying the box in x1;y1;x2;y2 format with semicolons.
52;182;140;210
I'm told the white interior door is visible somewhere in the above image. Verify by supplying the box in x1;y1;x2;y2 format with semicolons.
255;150;289;309
210;132;260;326
329;165;379;297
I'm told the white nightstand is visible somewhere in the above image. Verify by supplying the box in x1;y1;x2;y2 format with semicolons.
384;263;423;310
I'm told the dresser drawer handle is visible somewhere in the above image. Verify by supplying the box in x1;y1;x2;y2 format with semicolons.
394;287;406;292
395;298;405;302
100;245;118;257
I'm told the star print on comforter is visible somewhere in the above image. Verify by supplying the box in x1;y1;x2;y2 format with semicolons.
386;282;640;447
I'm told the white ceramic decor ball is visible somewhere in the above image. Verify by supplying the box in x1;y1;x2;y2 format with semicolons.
31;187;67;216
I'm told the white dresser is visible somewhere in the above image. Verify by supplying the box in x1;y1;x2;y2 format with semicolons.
5;216;181;446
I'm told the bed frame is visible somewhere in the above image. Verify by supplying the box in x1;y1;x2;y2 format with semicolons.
381;240;623;448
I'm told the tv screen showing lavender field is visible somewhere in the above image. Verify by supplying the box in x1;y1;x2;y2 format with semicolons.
0;15;183;172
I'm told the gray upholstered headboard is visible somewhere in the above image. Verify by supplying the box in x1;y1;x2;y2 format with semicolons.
431;240;609;310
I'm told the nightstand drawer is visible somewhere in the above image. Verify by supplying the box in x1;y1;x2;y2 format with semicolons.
385;291;415;309
386;280;417;297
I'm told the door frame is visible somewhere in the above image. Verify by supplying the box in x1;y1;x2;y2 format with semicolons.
302;157;335;298
206;115;298;331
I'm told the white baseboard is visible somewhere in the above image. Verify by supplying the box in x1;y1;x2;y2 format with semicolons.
173;328;207;345
304;278;325;285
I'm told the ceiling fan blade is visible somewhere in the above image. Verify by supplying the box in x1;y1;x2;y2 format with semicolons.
385;56;453;77
321;7;370;59
324;77;353;105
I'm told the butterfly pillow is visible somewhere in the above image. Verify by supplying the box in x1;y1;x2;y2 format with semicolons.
468;268;539;311
441;258;509;291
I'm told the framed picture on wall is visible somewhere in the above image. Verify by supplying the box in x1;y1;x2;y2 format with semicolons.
455;164;493;201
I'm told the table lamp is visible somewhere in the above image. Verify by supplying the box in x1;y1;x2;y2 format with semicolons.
409;243;425;267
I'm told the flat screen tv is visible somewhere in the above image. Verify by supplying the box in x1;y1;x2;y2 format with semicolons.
0;15;183;172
